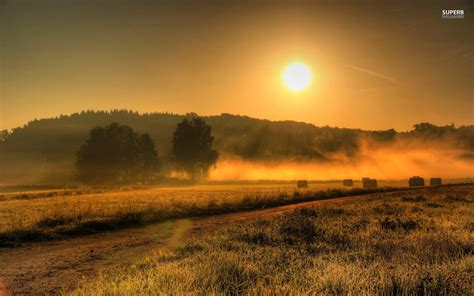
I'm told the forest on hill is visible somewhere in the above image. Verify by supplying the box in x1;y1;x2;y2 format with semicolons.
0;110;473;185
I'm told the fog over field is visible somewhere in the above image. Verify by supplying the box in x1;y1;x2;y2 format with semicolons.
211;137;473;180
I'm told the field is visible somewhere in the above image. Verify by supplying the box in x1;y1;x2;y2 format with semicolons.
0;181;409;246
73;184;474;295
0;182;472;295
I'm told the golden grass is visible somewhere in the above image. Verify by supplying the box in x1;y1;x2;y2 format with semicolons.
0;183;303;232
0;182;407;230
0;181;417;246
73;185;474;295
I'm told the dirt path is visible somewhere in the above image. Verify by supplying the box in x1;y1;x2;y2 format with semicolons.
0;186;453;295
0;219;191;296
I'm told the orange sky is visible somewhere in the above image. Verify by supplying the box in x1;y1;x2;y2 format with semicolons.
1;0;472;131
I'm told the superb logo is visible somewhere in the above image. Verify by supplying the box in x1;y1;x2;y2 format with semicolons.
442;10;464;19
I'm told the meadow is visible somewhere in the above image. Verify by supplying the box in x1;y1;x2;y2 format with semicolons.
73;185;474;295
1;181;408;246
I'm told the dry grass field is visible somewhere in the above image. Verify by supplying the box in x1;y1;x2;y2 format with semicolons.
0;182;408;246
73;185;474;295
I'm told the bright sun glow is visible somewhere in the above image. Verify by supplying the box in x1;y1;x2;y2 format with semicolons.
282;62;312;92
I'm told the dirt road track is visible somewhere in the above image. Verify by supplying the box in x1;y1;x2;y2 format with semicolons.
0;220;190;296
0;186;456;295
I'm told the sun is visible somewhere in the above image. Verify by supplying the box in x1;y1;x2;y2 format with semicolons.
282;62;312;92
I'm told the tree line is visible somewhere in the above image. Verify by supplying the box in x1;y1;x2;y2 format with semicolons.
75;117;218;185
1;110;472;185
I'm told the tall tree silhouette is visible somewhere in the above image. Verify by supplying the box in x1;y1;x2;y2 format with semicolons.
172;117;218;179
138;133;160;182
75;122;159;185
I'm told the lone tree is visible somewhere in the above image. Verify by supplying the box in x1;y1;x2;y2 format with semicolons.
75;122;159;185
172;117;218;179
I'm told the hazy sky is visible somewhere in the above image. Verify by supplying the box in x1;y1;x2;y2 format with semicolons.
1;0;472;131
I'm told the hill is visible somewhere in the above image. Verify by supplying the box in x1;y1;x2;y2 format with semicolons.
0;110;473;184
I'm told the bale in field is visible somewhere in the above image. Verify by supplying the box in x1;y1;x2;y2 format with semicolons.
430;178;442;186
297;180;308;188
362;178;377;189
409;176;425;187
342;179;353;186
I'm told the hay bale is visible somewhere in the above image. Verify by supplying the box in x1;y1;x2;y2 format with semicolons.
408;176;425;187
362;178;377;189
430;178;442;186
342;179;353;186
297;180;308;188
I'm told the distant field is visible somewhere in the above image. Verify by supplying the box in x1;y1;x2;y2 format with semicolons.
0;181;418;246
74;185;474;295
